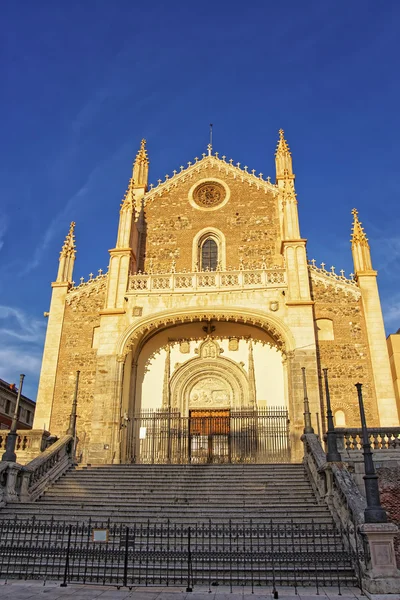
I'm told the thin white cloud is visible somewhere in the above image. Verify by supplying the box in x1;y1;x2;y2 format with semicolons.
0;305;46;399
20;181;89;276
384;299;400;329
0;305;45;342
0;347;42;377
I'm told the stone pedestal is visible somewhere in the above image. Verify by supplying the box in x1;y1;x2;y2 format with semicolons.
360;522;400;594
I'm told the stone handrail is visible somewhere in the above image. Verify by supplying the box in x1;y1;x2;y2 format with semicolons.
0;429;51;464
129;267;286;293
19;435;74;502
303;433;367;533
335;427;400;452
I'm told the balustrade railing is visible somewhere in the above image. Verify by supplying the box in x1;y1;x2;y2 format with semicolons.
302;433;366;562
335;427;400;452
0;429;51;464
129;268;286;293
0;435;74;505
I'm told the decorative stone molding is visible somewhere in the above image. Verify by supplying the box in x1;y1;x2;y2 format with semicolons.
143;154;278;207
188;178;230;211
129;267;285;293
119;308;294;361
169;341;251;414
308;263;360;298
66;273;108;305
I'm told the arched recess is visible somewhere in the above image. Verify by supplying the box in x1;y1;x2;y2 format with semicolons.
114;309;295;463
192;227;226;271
169;339;253;414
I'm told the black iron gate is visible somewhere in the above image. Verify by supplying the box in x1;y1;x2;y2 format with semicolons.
0;518;363;592
132;408;290;464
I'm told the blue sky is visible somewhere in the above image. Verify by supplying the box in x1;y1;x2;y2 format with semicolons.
1;0;400;399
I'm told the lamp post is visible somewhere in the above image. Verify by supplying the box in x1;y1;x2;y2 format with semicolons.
355;382;387;523
301;367;314;434
323;368;341;462
2;374;25;462
66;371;80;438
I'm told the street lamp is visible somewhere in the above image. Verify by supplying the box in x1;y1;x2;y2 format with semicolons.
323;368;341;462
301;367;314;434
67;371;80;438
355;383;387;523
2;374;25;462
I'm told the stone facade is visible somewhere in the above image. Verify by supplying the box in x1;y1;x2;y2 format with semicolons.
310;274;379;427
33;133;400;464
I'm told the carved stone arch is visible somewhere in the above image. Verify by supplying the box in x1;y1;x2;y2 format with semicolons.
117;308;296;363
169;340;251;415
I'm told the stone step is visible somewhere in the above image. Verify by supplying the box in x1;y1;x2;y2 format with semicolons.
42;493;317;503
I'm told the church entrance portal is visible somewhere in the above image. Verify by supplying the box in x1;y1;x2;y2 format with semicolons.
189;409;230;464
132;407;290;464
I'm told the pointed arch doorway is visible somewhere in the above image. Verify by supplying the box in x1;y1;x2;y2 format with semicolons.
120;317;292;464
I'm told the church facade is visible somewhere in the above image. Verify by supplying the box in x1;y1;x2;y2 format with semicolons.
33;131;400;464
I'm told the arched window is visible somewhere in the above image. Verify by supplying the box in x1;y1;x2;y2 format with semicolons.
334;410;346;427
315;318;334;341
201;238;218;271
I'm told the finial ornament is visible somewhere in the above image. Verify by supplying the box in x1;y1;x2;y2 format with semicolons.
60;222;76;258
351;207;369;248
351;208;373;273
275;128;294;180
132;138;149;189
57;221;77;282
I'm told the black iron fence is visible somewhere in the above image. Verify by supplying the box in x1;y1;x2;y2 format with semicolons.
132;408;290;464
0;517;363;593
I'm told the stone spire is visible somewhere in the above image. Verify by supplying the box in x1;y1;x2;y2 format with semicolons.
275;129;294;181
162;345;171;409
248;339;256;406
133;139;149;190
56;221;76;283
351;208;373;274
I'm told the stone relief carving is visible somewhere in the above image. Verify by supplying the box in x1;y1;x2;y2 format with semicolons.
189;377;231;408
228;338;239;351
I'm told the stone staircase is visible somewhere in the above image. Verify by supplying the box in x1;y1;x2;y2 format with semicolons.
0;464;359;587
1;463;331;523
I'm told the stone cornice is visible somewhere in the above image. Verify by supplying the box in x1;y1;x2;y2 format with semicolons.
143;154;278;205
308;264;360;298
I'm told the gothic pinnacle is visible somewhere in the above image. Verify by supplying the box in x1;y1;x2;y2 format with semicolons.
136;139;149;165
351;208;369;248
275;129;291;158
60;222;76;259
133;138;149;188
275;128;294;180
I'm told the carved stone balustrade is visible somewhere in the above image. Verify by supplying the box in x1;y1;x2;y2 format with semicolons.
129;268;286;294
336;427;400;453
302;433;366;543
0;429;51;464
19;435;74;503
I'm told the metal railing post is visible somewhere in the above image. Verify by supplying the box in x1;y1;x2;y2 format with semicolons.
355;382;387;523
2;374;25;462
301;367;314;434
323;368;341;462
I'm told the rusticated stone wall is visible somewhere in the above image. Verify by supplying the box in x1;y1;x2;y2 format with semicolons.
50;279;106;456
142;164;281;272
311;278;379;426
